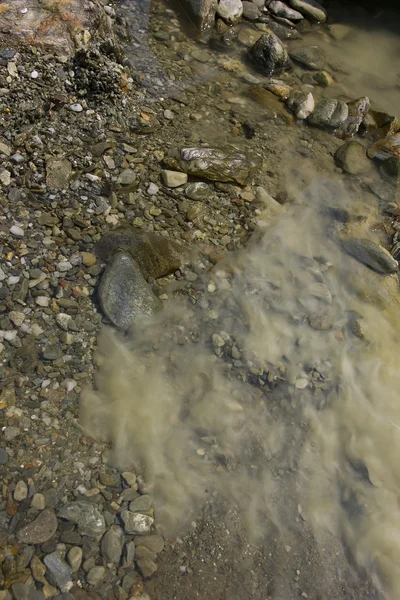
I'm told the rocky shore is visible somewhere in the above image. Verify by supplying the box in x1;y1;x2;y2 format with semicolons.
1;0;400;599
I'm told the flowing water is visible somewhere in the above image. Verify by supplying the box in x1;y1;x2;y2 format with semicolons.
81;2;400;598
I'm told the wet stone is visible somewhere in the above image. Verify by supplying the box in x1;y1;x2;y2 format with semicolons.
216;0;243;24
129;495;152;512
308;98;349;128
30;555;46;583
16;509;58;544
58;501;106;537
289;0;326;22
335;141;371;175
250;32;291;76
31;494;46;510
341;238;398;275
100;525;123;564
290;46;325;70
268;0;303;20
287;90;314;119
46;159;72;190
43;345;63;361
98;251;161;331
43;552;72;589
241;1;260;20
161;170;188;188
185;182;211;200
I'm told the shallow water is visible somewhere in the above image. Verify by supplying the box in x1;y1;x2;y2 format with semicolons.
82;2;400;597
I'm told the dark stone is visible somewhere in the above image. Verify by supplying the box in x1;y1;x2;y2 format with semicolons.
16;509;58;544
100;526;123;564
95;229;184;280
335;141;371;175
341;238;398;274
308;98;348;128
43;552;72;589
98;251;162;331
0;448;9;464
58;501;106;537
250;31;291;76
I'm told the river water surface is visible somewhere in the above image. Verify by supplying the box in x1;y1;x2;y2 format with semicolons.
81;2;400;598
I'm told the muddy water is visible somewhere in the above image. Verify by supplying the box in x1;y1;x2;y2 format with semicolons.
82;2;400;598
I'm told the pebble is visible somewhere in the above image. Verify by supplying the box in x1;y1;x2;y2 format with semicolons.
122;540;136;567
120;510;154;535
16;509;58;544
67;547;83;572
250;31;291;76
137;558;157;579
86;566;105;586
69;103;83;112
9;311;26;327
57;261;73;272
0;169;11;186
335;141;371;175
147;182;159;195
10;225;24;237
308;98;349;128
58;501;106;536
31;493;46;510
295;378;308;389
268;0;304;20
0;448;8;464
56;313;72;331
161;170;188;188
31;70;39;78
289;0;326;22
14;480;28;501
129;495;152;512
43;552;72;589
101;526;123;563
241;1;260;20
216;0;243;23
212;333;226;348
80;252;97;267
117;168;136;186
31;555;46;583
36;296;50;307
287;90;314;119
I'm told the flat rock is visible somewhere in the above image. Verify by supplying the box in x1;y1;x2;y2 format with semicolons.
95;228;184;280
137;558;157;579
250;31;291;77
58;501;106;537
43;552;72;589
129;495;152;512
46;159;72;190
290;46;324;70
341;238;398;274
14;480;28;501
98;251;161;330
308;98;349;128
216;0;243;23
335;141;371;175
16;508;58;544
289;0;327;22
164;147;261;185
241;1;260;20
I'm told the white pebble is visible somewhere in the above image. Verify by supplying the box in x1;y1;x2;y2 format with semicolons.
10;225;24;237
4;330;18;341
295;378;308;389
7;276;20;286
31;70;39;79
21;7;28;13
35;296;50;307
9;311;25;327
147;182;159;195
57;261;73;272
0;267;6;281
69;103;83;113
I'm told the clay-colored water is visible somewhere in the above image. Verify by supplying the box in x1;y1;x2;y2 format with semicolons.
81;3;400;598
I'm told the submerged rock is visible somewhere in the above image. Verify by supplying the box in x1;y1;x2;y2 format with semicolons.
289;0;327;22
164;147;261;185
380;156;400;184
250;31;291;76
335;141;371;175
95;229;184;280
308;98;348;128
216;0;243;23
98;251;161;331
289;46;325;70
186;0;217;31
341;238;398;274
286;90;314;119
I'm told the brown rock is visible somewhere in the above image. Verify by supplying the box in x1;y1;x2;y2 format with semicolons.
95;228;185;280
